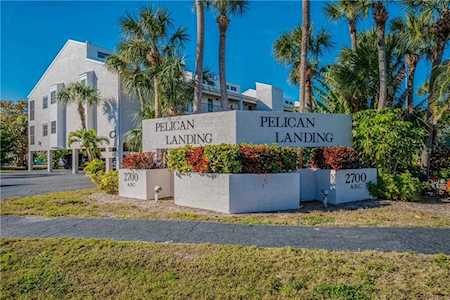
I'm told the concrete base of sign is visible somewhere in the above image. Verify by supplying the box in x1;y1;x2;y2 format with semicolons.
314;168;377;205
119;169;173;200
298;169;317;201
174;172;300;214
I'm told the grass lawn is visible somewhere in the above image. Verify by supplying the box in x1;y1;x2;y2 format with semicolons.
1;238;449;299
2;189;450;227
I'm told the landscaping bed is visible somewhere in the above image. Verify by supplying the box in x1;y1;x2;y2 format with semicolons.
2;189;450;227
1;238;449;299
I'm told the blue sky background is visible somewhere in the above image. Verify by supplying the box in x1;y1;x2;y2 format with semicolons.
0;1;444;103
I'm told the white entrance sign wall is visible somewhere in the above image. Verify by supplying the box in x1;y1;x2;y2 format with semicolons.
315;168;377;204
119;169;173;200
174;172;300;213
142;111;352;151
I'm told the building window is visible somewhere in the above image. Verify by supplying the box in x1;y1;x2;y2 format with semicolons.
43;96;48;109
43;124;48;136
231;86;237;92
208;99;213;112
30;126;35;145
51;121;56;134
97;51;110;59
50;91;57;104
29;100;35;121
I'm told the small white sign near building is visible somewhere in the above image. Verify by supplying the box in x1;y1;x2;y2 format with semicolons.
142;111;352;151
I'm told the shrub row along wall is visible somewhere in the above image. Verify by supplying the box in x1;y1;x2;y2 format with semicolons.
167;144;300;174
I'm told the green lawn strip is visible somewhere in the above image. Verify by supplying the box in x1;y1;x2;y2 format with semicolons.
1;238;449;299
1;189;450;227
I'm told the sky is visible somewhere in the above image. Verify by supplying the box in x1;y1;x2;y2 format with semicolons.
0;0;442;103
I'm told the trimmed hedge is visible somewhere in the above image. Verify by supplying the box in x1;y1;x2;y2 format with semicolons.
309;147;363;170
122;152;166;169
167;144;299;174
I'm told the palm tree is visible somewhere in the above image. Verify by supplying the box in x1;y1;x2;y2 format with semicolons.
299;0;310;112
125;128;143;152
117;7;188;118
325;0;369;50
211;0;248;110
391;12;430;113
193;0;206;113
274;27;333;111
159;55;194;115
324;31;405;112
68;129;109;161
57;82;100;129
407;0;450;175
372;1;388;110
106;44;153;116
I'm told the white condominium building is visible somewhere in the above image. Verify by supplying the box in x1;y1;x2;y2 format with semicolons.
27;39;295;172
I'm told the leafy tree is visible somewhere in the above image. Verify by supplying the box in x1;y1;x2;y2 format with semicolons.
57;82;101;129
113;7;188;118
274;27;333;111
353;108;425;174
325;0;369;50
0;122;15;164
0;100;28;166
68;129;109;161
210;0;248;110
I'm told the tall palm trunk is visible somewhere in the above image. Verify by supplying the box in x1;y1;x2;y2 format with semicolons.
305;66;313;111
193;0;205;113
154;77;161;118
405;54;418;114
373;1;388;110
137;89;145;116
77;102;87;129
299;0;310;113
349;18;357;50
218;15;228;110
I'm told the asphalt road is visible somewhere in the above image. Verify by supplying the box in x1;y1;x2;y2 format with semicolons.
2;216;450;254
0;170;93;199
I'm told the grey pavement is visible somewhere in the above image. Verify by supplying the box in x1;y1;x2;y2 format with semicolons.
0;170;93;199
1;215;450;254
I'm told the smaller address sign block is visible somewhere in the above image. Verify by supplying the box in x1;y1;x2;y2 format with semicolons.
142;111;352;151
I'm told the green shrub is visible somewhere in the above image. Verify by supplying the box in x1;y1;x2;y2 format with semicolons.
167;144;299;174
51;149;71;169
204;144;240;173
83;159;105;186
167;146;192;173
353;109;425;173
368;171;422;201
98;171;118;194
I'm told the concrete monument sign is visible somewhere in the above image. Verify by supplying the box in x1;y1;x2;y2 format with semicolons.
174;172;300;213
119;169;173;200
315;168;377;204
142;111;352;151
